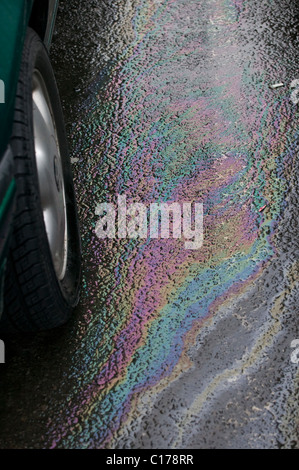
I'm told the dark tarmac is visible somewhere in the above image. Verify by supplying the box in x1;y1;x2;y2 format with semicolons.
0;0;298;449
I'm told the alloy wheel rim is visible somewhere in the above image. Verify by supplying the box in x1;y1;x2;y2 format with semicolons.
32;69;68;281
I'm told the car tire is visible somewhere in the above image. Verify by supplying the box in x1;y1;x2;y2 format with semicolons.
1;28;81;332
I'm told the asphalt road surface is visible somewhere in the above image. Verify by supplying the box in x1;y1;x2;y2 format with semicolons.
0;0;299;449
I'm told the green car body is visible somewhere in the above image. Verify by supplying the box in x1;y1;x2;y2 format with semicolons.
0;0;59;315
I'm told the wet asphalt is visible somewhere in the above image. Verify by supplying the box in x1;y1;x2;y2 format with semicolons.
0;0;299;449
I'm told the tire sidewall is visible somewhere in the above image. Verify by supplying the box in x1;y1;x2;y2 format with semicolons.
14;28;81;321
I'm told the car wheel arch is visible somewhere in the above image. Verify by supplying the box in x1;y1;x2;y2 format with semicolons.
29;0;58;49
